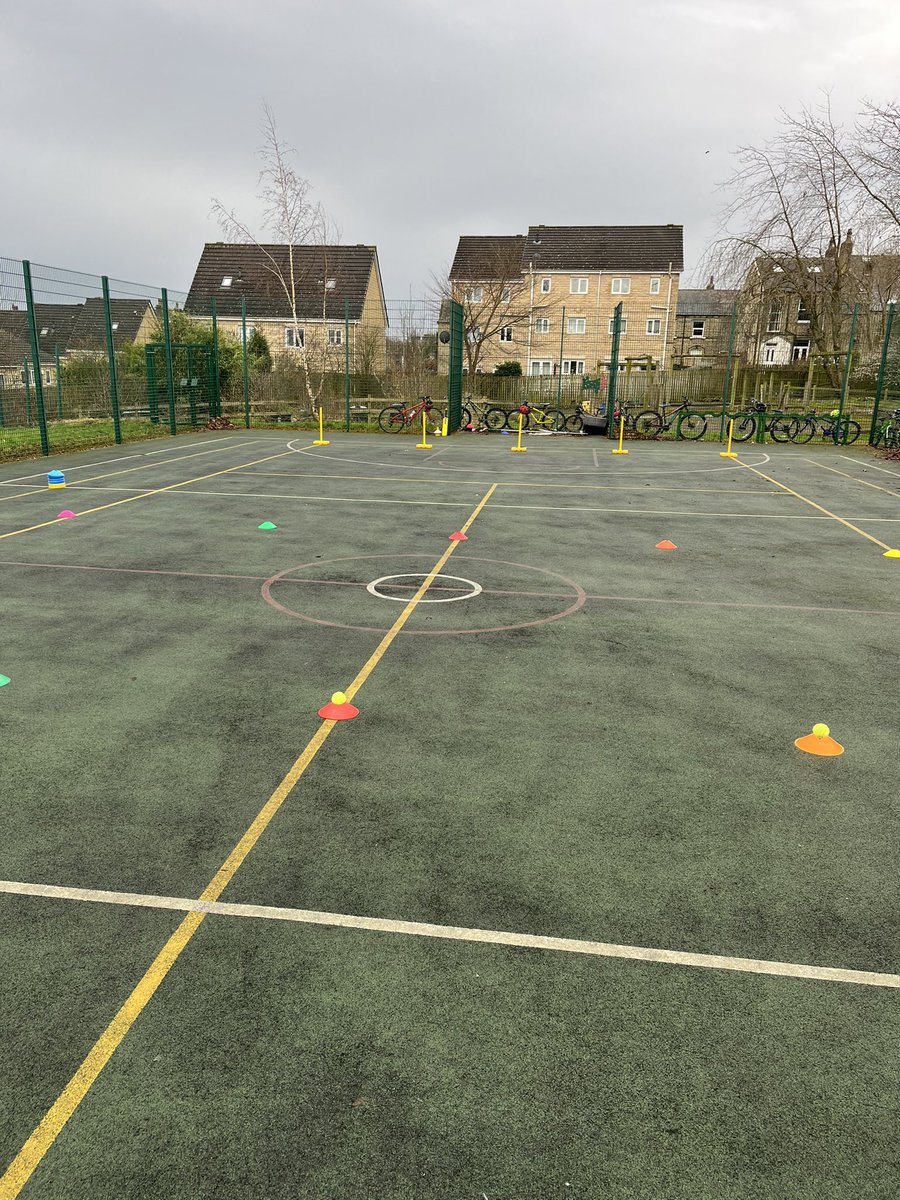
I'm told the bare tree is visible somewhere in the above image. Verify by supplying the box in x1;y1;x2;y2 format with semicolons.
704;98;898;384
211;105;339;404
433;238;534;378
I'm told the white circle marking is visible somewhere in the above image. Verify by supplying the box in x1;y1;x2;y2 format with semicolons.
366;572;483;604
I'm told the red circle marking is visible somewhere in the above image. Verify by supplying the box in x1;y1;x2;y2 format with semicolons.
261;554;587;636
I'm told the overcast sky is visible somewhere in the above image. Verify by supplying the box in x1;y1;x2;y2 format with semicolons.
3;0;899;299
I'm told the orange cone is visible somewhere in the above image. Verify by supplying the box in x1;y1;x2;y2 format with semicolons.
448;532;468;541
318;691;359;721
655;540;677;550
794;723;843;757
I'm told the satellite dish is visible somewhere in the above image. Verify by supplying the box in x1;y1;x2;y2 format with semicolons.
438;330;451;344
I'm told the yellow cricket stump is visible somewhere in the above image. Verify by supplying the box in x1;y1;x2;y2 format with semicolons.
441;417;448;437
611;414;629;455
312;407;330;446
416;412;433;449
720;418;738;458
510;410;527;452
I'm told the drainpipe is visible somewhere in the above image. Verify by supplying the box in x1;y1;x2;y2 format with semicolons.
526;262;534;372
661;261;674;369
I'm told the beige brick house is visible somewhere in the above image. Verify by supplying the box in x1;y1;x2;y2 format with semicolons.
185;243;387;372
673;283;739;367
443;225;683;377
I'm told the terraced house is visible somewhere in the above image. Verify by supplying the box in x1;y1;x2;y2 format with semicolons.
445;224;684;377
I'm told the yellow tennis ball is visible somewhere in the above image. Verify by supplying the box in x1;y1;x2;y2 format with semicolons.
332;691;348;705
812;722;830;739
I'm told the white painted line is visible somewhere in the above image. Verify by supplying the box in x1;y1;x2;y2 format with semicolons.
0;454;143;482
1;879;896;989
62;484;477;508
143;440;218;454
841;456;900;479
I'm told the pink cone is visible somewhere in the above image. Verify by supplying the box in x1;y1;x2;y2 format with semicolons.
57;510;77;519
449;532;468;541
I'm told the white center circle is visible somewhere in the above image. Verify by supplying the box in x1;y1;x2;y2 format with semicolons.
366;572;483;604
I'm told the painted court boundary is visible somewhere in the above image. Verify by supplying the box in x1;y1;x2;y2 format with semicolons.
2;879;897;991
0;482;497;1200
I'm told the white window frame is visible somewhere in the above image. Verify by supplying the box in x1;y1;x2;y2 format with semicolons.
569;277;589;295
646;318;662;335
529;359;554;376
792;339;810;361
763;341;778;364
467;325;482;344
561;359;585;375
566;317;586;335
328;327;343;346
691;320;705;338
611;277;631;295
767;305;782;333
797;299;810;324
540;277;552;294
608;317;628;335
221;276;233;287
534;317;550;334
284;326;304;348
500;286;511;303
498;326;513;342
464;286;483;304
649;277;660;295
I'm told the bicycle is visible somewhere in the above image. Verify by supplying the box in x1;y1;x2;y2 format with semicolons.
727;401;795;443
504;401;568;433
787;409;862;445
378;395;444;434
871;408;900;448
633;400;709;440
459;394;510;432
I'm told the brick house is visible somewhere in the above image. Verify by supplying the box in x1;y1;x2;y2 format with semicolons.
443;224;684;376
673;283;739;367
185;243;388;372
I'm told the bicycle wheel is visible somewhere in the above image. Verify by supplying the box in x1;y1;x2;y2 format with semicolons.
484;407;509;432
838;419;861;445
678;412;707;440
565;411;584;433
540;408;566;431
378;404;405;433
506;408;531;431
730;414;756;442
769;416;794;443
460;405;473;430
424;405;444;434
634;410;663;437
788;418;814;444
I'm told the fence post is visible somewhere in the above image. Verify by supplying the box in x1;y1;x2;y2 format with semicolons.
101;277;123;444
719;302;737;440
241;296;250;429
344;297;351;432
22;260;50;455
161;288;177;436
210;297;220;418
607;302;623;433
24;359;32;424
869;303;895;444
54;344;63;420
837;303;858;444
447;299;464;432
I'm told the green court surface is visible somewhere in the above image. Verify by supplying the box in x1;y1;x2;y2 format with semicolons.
0;432;898;1199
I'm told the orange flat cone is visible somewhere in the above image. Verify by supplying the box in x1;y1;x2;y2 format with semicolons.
794;723;844;757
449;532;468;541
318;691;359;721
655;540;677;550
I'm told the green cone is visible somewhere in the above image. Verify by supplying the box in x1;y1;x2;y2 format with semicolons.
0;675;10;688
257;521;277;531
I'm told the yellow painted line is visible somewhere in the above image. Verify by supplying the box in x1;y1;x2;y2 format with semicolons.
0;482;497;1199
0;447;305;543
3;878;898;991
801;456;900;498
733;460;896;551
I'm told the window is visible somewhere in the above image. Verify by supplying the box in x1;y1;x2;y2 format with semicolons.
797;299;810;323
561;359;585;375
792;339;810;361
221;276;233;287
467;325;482;344
608;317;628;335
464;286;483;303
611;278;631;295
328;328;343;346
763;341;778;364
692;320;705;338
40;326;49;336
498;326;513;342
570;277;589;294
540;277;552;294
649;278;661;295
566;317;586;335
284;326;304;348
325;278;336;290
646;318;662;335
111;322;119;331
500;286;511;303
767;304;782;333
534;317;550;334
529;359;554;375
44;370;51;383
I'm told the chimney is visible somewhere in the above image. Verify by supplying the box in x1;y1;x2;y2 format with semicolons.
706;275;714;289
839;230;853;265
824;236;836;259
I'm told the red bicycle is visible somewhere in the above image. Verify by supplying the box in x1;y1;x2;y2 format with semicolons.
378;395;444;434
